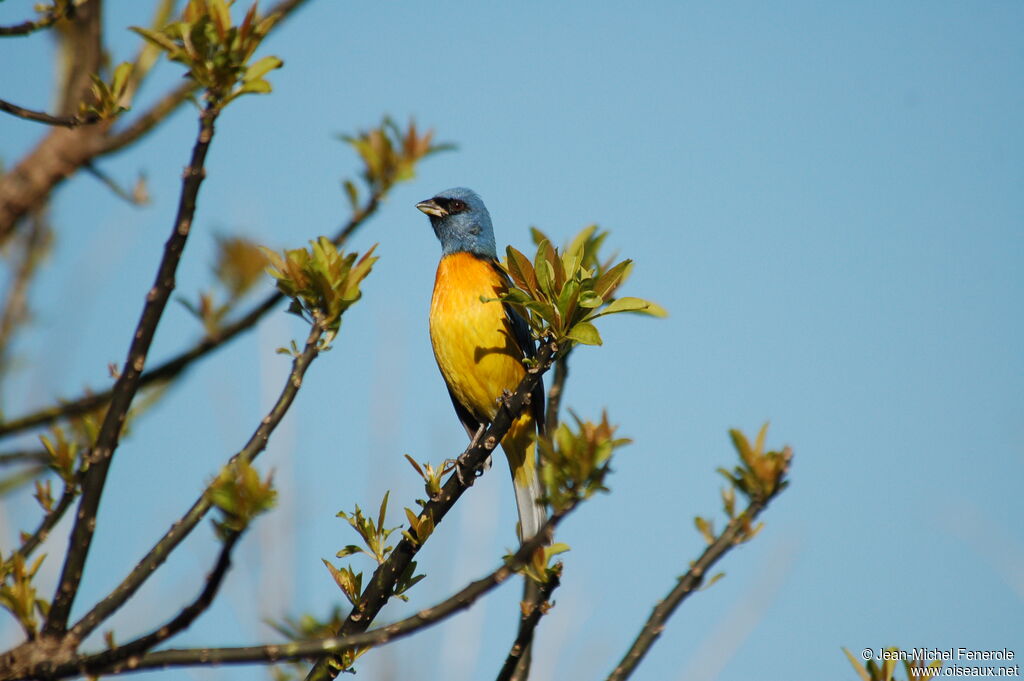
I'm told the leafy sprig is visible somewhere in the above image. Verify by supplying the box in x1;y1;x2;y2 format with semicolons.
339;118;455;199
84;62;135;119
695;423;792;559
335;493;399;566
719;423;792;504
263;239;378;346
499;225;666;347
208;460;277;536
538;410;632;513
0;551;48;637
325;492;425;611
131;0;284;105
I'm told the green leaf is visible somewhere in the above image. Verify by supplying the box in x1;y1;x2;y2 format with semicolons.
564;225;597;273
506;246;538;294
534;242;554;295
111;62;134;99
377;490;390;534
244;55;283;82
546;542;571;557
235;79;272;96
343;179;359;209
594;296;668;318
841;648;872;681
566;321;602;346
577;290;603;308
130;26;181;56
594;259;633;299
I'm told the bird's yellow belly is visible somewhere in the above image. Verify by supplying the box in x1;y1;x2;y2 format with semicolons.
430;253;525;422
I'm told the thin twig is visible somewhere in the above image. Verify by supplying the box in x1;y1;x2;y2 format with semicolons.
0;191;382;440
35;506;573;678
0;214;50;377
0;98;102;127
98;81;196;155
0;2;75;37
82;162;148;206
605;496;782;681
0;450;48;466
305;341;560;681
68;322;325;641
42;101;221;637
495;571;560;681
15;477;79;558
544;353;569;432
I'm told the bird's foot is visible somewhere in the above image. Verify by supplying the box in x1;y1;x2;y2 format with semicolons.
456;424;488;486
498;389;515;412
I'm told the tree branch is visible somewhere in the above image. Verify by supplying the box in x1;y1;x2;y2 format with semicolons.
42;100;221;637
68;321;325;641
0;2;75;37
82;162;148;206
15;476;79;559
98;81;196;155
605;495;783;681
0;191;382;441
0;214;50;381
305;341;560;681
0;450;48;467
0;98;102;127
544;353;569;432
495;571;560;681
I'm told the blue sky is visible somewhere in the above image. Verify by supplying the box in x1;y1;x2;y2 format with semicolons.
1;2;1022;680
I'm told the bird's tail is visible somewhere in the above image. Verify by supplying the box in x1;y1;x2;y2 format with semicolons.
502;414;546;543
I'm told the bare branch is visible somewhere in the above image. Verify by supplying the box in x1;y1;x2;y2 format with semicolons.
0;98;102;127
0;450;49;466
82;162;148;206
495;571;560;681
15;477;79;559
544;353;569;431
0;2;74;37
0;215;50;379
42;100;221;636
98;81;196;155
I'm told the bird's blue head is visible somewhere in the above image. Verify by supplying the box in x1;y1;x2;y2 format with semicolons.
416;187;497;258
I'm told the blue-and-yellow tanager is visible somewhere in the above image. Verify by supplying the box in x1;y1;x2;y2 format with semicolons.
417;187;546;543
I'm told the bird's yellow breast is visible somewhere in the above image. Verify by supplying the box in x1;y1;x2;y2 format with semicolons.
430;252;526;422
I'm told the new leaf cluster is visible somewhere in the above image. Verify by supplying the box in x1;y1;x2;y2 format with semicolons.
132;0;283;105
262;239;378;345
499;225;667;348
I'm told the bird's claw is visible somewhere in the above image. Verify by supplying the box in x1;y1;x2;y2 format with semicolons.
499;389;515;411
456;424;488;486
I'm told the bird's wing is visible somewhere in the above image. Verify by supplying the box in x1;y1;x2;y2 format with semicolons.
446;383;481;439
490;259;546;434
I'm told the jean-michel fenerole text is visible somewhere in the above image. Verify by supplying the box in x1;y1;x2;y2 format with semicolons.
874;648;1015;662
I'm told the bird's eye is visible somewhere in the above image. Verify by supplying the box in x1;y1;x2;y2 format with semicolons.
450;199;467;212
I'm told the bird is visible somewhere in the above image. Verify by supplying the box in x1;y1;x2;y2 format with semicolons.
417;187;546;543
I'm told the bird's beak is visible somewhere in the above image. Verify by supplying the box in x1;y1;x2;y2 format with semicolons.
416;199;447;218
